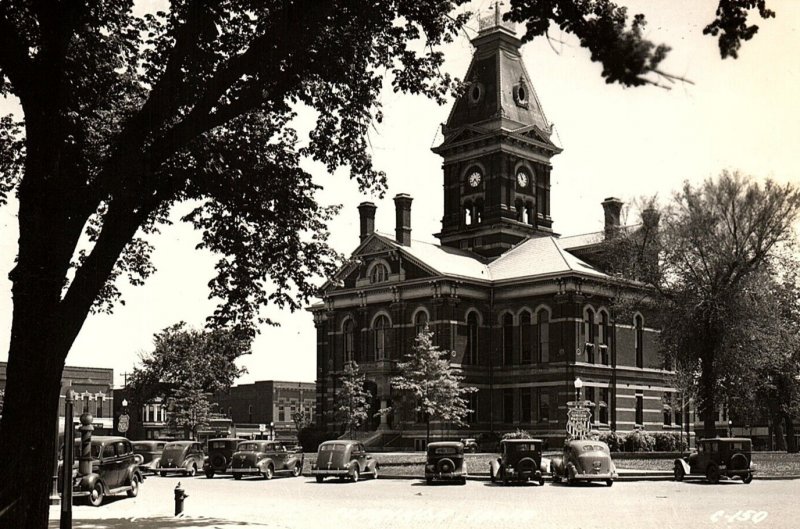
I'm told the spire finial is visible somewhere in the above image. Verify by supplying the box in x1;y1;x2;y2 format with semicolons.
479;1;514;33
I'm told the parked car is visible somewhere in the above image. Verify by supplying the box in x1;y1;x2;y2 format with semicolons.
489;438;545;485
60;436;144;507
203;438;245;478
230;440;304;480
156;440;205;477
311;440;378;483
131;440;166;474
425;441;467;484
550;440;617;486
674;438;755;484
460;438;478;453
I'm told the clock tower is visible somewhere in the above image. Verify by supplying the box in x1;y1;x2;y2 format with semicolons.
432;11;562;258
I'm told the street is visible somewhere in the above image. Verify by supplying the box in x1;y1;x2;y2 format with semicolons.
49;474;799;529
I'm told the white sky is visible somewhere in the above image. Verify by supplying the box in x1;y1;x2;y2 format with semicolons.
1;0;799;387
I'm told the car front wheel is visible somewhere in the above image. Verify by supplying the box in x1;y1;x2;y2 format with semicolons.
742;472;753;484
351;468;360;483
186;465;196;477
706;464;720;484
88;482;104;507
316;475;324;483
233;474;242;480
127;475;140;498
292;463;302;477
674;463;685;482
205;469;214;478
605;479;613;487
263;465;274;480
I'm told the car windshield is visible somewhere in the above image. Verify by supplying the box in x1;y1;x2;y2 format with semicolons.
320;443;347;452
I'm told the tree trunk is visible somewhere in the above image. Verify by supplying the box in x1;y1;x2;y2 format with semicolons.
426;418;430;446
699;351;718;439
784;414;798;453
0;303;72;529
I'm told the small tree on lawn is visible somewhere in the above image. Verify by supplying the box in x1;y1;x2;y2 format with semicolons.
391;326;477;445
334;361;371;437
292;410;310;435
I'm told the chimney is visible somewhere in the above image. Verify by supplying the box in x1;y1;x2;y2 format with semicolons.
357;202;376;242
393;193;413;246
641;207;660;231
601;197;624;239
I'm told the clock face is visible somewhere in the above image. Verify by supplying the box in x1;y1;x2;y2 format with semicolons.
468;171;482;188
516;171;529;188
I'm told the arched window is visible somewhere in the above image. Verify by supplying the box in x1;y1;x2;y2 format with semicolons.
370;263;389;284
584;308;596;363
502;313;514;365
635;314;644;368
599;311;610;365
519;311;532;364
414;310;428;337
466;312;479;365
374;315;390;361
463;200;473;226
343;319;355;363
537;309;550;363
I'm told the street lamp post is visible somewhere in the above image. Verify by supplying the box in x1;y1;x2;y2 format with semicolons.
574;377;583;404
270;421;275;441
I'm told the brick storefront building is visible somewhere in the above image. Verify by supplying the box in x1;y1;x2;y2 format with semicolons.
310;17;680;447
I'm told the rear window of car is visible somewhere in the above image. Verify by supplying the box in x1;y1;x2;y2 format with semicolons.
164;443;185;450
510;443;533;452
210;441;227;449
320;443;346;452
432;447;459;455
730;442;746;451
238;443;261;452
132;443;149;452
581;445;606;452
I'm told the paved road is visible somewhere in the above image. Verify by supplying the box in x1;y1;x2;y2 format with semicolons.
49;474;799;529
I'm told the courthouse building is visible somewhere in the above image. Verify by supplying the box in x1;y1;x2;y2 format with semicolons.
309;16;678;447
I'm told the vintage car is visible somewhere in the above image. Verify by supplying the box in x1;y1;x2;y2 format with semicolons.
230;440;304;480
550;440;617;486
311;440;379;483
60;436;145;506
489;438;545;485
460;438;479;453
156;440;206;476
425;441;468;484
674;438;755;484
131;440;166;474
203;437;245;478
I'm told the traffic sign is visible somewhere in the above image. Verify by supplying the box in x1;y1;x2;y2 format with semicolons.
118;413;130;433
259;423;266;433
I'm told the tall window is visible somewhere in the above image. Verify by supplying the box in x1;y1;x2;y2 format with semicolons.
83;396;90;415
584;308;595;363
370;263;389;284
537;309;549;362
374;315;390;360
635;315;644;368
599;388;609;424
538;391;550;423
663;393;672;426
520;387;532;423
520;311;532;364
414;310;428;337
503;389;514;423
600;311;610;365
467;392;478;424
502;313;514;365
635;394;644;427
96;397;103;418
466;312;479;365
586;387;596;423
278;405;285;422
343;319;355;363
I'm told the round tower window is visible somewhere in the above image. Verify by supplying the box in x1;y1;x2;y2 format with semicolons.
469;83;483;104
513;82;529;107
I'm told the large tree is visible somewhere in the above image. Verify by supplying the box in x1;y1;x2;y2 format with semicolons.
0;1;779;526
127;322;249;439
604;172;800;439
391;327;476;444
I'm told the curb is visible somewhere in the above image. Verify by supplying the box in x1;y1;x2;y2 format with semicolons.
321;473;800;482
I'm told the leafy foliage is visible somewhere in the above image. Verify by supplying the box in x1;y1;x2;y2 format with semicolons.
390;327;476;441
128;322;250;439
502;428;533;440
334;361;372;437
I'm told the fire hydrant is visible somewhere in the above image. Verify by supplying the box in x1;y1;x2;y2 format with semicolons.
174;482;188;516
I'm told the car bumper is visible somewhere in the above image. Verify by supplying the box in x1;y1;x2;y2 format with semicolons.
311;468;350;476
573;472;616;480
425;471;466;480
157;467;192;473
231;468;264;475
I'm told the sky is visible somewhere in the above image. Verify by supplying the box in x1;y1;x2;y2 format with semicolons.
1;0;799;388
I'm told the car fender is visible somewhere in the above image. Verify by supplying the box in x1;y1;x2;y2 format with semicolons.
257;457;274;470
540;457;550;474
150;456;161;469
674;459;690;474
77;473;107;495
348;461;360;476
125;466;144;485
366;459;378;474
489;458;501;476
